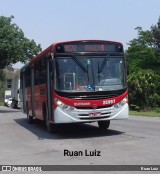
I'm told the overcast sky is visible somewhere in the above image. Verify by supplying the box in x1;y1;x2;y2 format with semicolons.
1;0;160;68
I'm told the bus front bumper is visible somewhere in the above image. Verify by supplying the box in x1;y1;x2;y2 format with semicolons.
54;103;128;123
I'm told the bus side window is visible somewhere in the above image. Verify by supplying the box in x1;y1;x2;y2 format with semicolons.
25;68;31;87
39;58;46;85
34;62;40;86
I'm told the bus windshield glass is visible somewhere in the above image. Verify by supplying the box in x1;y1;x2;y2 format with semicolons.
55;56;126;92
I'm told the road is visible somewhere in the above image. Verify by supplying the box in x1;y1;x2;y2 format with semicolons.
0;106;160;174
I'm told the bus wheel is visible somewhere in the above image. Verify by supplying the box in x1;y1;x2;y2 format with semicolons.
46;118;54;133
43;104;56;133
44;109;54;133
98;120;110;130
46;116;58;133
27;105;33;124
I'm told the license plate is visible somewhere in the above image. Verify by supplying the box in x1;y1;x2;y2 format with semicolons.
89;112;101;117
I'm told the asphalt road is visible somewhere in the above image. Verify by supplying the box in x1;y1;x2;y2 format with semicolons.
0;106;160;174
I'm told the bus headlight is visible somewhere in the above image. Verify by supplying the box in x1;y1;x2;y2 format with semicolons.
55;99;74;111
56;100;63;106
61;104;74;111
114;97;128;109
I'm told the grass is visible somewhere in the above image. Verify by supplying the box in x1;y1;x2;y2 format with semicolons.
129;109;160;117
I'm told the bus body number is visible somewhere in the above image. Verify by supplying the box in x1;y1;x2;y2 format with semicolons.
103;99;116;105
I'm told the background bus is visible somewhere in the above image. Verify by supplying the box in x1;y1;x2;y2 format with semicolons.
20;40;128;132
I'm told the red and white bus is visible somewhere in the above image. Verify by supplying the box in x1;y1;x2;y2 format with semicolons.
20;40;128;132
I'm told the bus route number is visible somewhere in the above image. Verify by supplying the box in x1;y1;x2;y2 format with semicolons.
103;99;115;105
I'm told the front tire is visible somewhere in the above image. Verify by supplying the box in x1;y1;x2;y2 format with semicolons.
26;104;34;124
43;104;54;133
98;120;110;130
46;119;55;133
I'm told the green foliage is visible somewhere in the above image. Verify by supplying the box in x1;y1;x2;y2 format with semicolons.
0;15;42;69
126;17;160;110
126;45;157;73
151;16;160;51
126;26;160;74
128;27;155;47
128;70;160;110
0;70;6;103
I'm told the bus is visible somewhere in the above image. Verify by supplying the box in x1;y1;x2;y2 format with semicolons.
20;40;128;132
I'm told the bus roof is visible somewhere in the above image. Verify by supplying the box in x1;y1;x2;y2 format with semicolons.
27;40;123;66
20;62;29;72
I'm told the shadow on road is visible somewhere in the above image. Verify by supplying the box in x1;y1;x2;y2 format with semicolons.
0;109;21;113
14;118;124;140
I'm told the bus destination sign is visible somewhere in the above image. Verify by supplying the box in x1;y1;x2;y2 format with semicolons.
56;42;123;53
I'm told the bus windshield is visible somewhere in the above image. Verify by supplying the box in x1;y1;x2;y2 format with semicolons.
55;56;126;92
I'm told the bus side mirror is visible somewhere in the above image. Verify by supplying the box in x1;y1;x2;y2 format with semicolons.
17;89;19;94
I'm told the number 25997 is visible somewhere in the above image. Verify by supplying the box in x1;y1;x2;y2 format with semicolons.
103;99;115;105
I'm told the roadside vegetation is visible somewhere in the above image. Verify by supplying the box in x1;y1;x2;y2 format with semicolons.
126;17;160;115
0;16;41;106
129;108;160;117
0;70;6;105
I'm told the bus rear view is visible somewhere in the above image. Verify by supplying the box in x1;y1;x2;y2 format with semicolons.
20;40;128;132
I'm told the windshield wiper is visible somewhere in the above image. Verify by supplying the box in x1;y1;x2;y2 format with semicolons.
72;56;88;73
98;61;100;83
98;55;109;73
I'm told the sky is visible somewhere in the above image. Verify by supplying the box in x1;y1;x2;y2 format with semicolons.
1;0;160;68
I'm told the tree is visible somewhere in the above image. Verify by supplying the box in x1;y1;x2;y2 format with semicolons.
0;16;42;69
126;26;160;74
126;17;160;110
0;70;6;103
151;17;160;52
